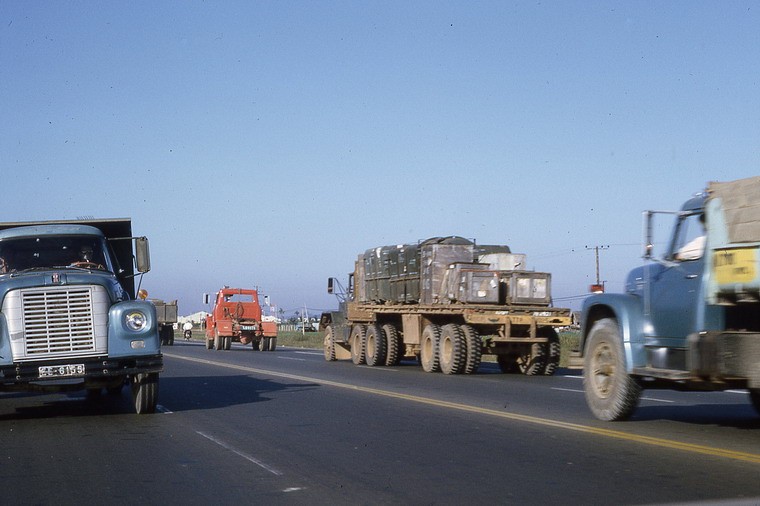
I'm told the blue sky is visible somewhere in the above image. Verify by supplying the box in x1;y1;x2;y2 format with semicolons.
1;1;758;317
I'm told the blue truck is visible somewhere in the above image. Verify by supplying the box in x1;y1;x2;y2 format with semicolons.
578;176;760;420
0;218;162;414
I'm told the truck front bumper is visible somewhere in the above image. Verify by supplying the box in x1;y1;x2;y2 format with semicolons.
0;354;163;392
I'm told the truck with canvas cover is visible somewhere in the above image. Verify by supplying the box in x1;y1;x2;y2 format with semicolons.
321;236;572;375
578;176;760;420
0;218;162;414
204;287;278;351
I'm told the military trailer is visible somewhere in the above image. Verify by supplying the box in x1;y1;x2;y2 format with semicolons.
321;236;572;375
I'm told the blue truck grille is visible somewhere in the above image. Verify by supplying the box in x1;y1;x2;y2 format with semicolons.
22;288;97;356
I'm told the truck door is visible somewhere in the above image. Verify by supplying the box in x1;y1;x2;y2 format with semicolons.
647;212;705;344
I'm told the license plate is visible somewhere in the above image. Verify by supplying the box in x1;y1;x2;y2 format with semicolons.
241;325;255;330
38;364;86;378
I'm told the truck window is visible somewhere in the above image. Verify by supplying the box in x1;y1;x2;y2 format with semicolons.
672;213;706;261
0;235;113;272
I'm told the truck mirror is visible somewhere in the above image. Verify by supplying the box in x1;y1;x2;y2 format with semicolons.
203;293;209;305
643;211;654;260
264;295;270;306
135;237;151;273
327;277;334;294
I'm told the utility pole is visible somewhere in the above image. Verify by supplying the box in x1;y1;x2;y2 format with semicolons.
585;245;609;292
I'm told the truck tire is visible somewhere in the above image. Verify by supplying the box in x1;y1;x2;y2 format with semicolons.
439;324;465;375
206;338;213;350
420;324;441;373
350;325;367;365
382;324;402;366
540;328;561;376
461;324;482;374
365;325;386;366
214;331;223;351
517;343;546;376
260;337;270;351
324;326;337;361
583;318;641;421
268;338;277;351
132;373;159;415
224;336;232;350
252;339;260;350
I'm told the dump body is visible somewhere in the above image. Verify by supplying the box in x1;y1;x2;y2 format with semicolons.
204;287;277;351
0;218;162;414
151;299;178;345
322;236;571;375
578;176;760;421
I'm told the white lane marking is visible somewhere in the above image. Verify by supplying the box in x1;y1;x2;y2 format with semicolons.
552;387;583;393
196;431;283;476
283;487;305;493
294;351;323;356
157;405;172;414
278;356;307;362
641;397;675;404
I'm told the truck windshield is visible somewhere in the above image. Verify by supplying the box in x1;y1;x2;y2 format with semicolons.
0;235;113;273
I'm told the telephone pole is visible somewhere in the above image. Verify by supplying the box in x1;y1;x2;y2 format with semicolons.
585;245;609;292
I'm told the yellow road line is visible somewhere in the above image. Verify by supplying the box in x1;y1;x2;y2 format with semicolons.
164;352;760;465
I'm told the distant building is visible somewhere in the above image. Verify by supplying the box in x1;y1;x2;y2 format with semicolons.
178;311;209;326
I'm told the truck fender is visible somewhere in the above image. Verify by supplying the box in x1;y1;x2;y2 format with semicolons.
580;293;646;372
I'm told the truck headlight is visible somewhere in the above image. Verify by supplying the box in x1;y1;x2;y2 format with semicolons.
125;311;148;331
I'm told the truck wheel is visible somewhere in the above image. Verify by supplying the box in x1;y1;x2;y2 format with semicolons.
461;325;482;374
365;325;387;366
350;325;367;365
260;337;270;351
131;373;159;415
517;343;546;376
420;324;441;373
540;328;561;376
382;324;402;366
439;324;465;375
206;338;213;349
268;337;277;351
252;339;260;350
749;389;760;416
324;326;337;361
224;336;232;350
214;330;223;351
583;318;641;421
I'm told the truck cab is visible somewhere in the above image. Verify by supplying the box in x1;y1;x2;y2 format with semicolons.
0;219;162;414
579;177;760;421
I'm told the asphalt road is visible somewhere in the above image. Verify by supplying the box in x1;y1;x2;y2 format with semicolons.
2;341;760;505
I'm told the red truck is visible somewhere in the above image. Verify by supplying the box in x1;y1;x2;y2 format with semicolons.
204;287;278;351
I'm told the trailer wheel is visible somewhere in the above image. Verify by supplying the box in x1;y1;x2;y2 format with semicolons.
365;325;387;366
461;325;482;374
516;343;546;376
350;325;367;365
214;330;223;351
583;318;641;421
540;328;561;376
268;337;277;351
439;324;465;375
420;324;441;373
131;373;159;415
324;326;337;361
382;324;402;366
750;389;760;416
